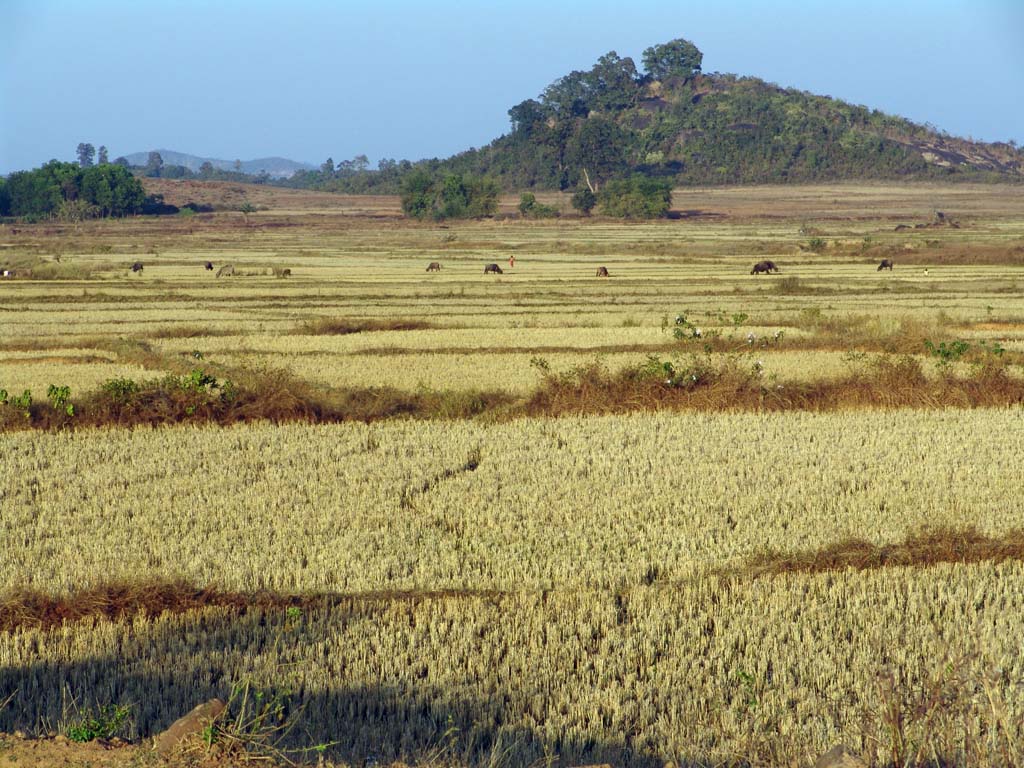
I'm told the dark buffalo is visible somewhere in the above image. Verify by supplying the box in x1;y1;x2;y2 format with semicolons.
205;261;214;271
751;260;778;275
484;263;503;274
426;261;441;272
878;259;894;271
596;266;609;277
131;262;144;273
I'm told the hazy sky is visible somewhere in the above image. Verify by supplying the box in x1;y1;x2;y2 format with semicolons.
2;0;1022;174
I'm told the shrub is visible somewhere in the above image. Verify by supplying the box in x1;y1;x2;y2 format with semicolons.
0;389;32;419
66;703;132;743
518;193;559;219
401;171;499;221
100;377;140;403
46;384;74;416
571;187;597;215
597;176;672;218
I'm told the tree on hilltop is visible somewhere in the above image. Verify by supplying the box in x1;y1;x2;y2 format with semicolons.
642;38;703;81
145;151;163;177
585;51;641;111
508;98;548;135
76;142;95;167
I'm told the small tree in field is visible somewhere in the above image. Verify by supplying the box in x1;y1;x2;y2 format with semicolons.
401;171;499;221
571;187;597;216
519;193;559;219
598;176;673;219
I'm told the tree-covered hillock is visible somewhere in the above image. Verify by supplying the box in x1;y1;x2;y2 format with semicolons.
0;161;147;221
463;41;1024;189
295;37;1022;195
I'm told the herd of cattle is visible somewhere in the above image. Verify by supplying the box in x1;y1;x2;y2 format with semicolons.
2;258;898;280
128;261;236;277
425;259;895;276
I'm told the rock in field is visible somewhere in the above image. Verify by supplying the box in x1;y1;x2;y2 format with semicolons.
814;744;868;768
154;697;226;756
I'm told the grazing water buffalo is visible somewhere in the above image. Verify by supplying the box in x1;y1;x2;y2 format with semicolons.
205;261;214;271
426;261;441;272
878;259;894;271
216;264;235;278
484;263;503;274
751;260;778;275
131;262;144;273
596;266;609;277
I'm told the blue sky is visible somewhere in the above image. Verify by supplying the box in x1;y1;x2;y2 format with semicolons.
1;0;1021;174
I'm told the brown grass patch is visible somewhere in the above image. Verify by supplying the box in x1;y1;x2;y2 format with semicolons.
2;350;1022;432
0;355;112;365
0;362;514;432
962;320;1024;332
147;326;244;339
871;243;1024;266
744;526;1024;577
0;580;506;634
295;317;441;335
522;355;1024;415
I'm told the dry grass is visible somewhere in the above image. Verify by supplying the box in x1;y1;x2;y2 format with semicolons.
2;350;1021;432
148;326;245;339
4;183;1024;767
522;354;1024;416
0;579;505;634
745;526;1024;576
0;369;512;431
295;317;441;335
0;580;290;634
8;524;1022;634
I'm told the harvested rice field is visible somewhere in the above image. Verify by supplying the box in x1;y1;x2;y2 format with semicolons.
2;182;1024;766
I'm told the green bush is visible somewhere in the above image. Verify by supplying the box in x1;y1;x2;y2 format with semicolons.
401;171;499;221
571;187;597;215
100;377;140;403
597;176;672;218
46;384;74;416
66;703;132;743
518;193;559;219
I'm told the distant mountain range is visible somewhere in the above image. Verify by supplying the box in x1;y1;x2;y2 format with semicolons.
124;150;314;178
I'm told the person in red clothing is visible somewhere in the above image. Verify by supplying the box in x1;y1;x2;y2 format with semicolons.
509;255;515;269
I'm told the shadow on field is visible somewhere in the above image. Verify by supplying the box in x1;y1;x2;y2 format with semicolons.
0;606;675;768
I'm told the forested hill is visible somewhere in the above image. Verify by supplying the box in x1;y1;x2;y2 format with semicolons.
442;40;1022;189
